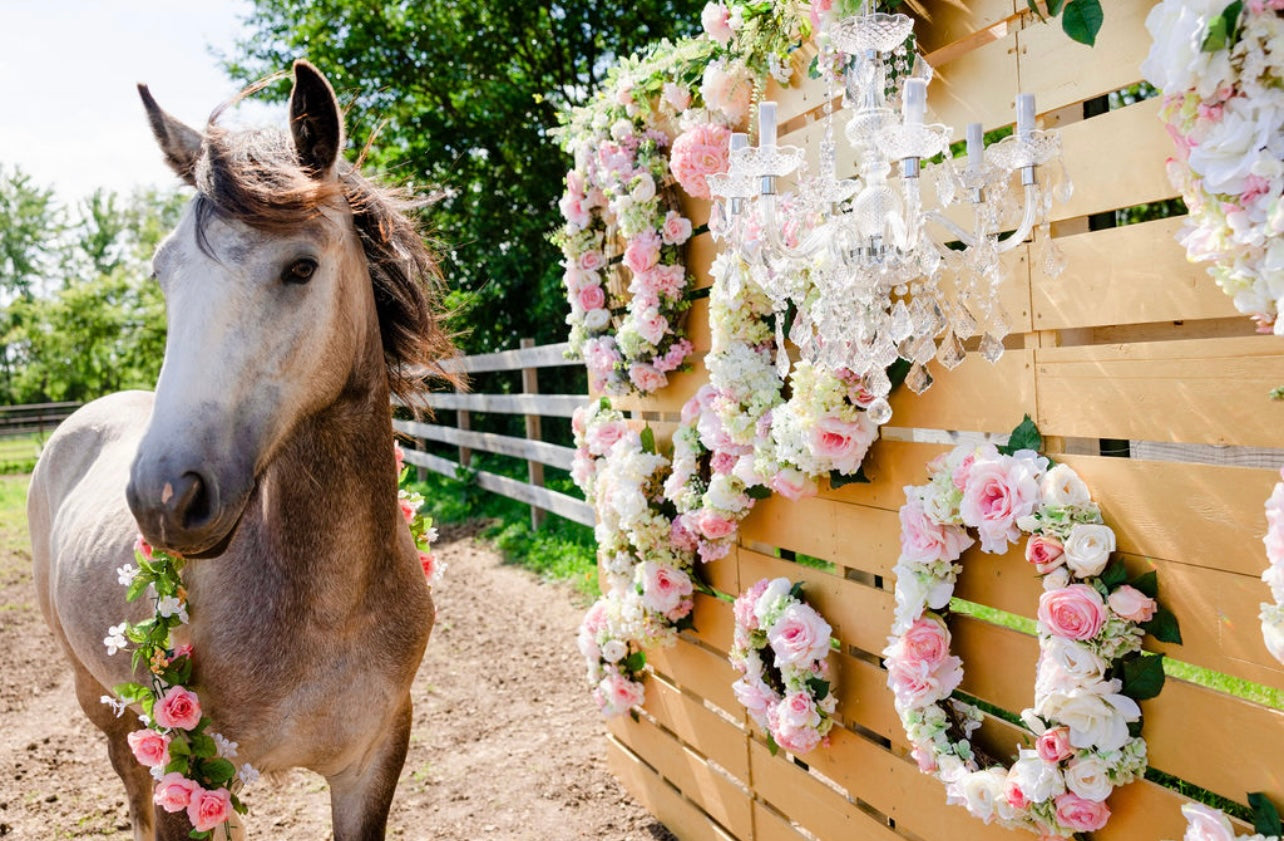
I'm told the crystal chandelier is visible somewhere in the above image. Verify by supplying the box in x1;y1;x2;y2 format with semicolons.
707;7;1072;424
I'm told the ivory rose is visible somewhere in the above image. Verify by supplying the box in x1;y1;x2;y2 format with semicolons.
1063;523;1116;577
153;685;202;731
954;768;1007;823
701;59;753;126
1064;756;1113;802
126;729;171;768
766;603;832;667
1037;685;1140;751
153;772;198;813
1053;792;1110;832
1040;463;1092;507
1180;802;1238;841
670;123;731;200
1038;584;1106;641
1106;584;1158;622
187;786;232;832
600;639;628;664
1006;749;1065;805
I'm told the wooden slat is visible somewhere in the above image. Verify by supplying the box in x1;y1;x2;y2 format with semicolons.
689;592;735;655
830;649;906;748
1052;98;1175;223
913;0;1019;55
393;419;576;470
609;715;753;840
926;26;1021;136
609;355;708;417
400;449;595;527
739;495;899;580
951;616;1284;805
607;738;741;841
648;637;745;718
1015;0;1153;115
642;675;749;782
1035;336;1284;448
749;740;903;841
737;548;894;657
888;349;1036;435
417;391;587;418
751;801;810;841
439;341;574;373
1034;217;1241;330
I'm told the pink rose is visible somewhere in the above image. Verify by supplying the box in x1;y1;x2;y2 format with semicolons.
701;60;752;126
775;722;823;755
1035;726;1074;763
701;2;733;43
641;562;694;615
419;551;438;580
662;82;692;112
1106;585;1157;623
809;414;876;475
393;442;405;473
582;600;608;636
566;169;586;196
187;786;232;832
135;534;154;560
578;250;605;272
172;643;193;659
153;772;198;813
1006;779;1030;810
770;468;816;501
894;617;950;668
695;509;737;540
153;685;202;731
1038;585;1106;641
635;310;668;346
661;211;693;246
732;675;776;724
776;691;820;729
596;673;645;717
766;603;832;667
559;192;589;229
623;230;662;275
586;420;628;455
734;579;770;632
886;656;963;709
899;499;974;564
911;743;938;773
959;451;1043;553
628;363;667;393
670;123;731;200
399;498;417;524
126;729;171;768
1025;535;1065;573
1054;792;1110;832
577;284;606;312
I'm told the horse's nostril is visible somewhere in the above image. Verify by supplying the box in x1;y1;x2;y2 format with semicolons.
174;472;213;530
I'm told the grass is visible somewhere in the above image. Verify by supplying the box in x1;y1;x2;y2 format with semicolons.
402;452;600;600
0;433;45;476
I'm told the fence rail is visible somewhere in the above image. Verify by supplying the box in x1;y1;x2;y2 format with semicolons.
0;401;81;439
394;340;592;528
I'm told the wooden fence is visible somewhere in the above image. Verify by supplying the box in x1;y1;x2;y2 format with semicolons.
0;401;80;440
596;3;1284;841
394;339;595;529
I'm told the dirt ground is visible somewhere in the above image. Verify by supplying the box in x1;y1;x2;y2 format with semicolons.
0;514;676;840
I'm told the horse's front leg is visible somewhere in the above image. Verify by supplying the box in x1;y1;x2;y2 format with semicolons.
328;697;414;841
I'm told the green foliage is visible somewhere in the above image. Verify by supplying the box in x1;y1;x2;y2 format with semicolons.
1202;0;1244;52
0;164;60;299
1120;652;1166;701
1029;0;1104;46
224;0;707;355
997;414;1042;456
1250;792;1283;837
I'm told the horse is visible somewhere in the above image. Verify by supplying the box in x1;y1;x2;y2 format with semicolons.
28;61;459;840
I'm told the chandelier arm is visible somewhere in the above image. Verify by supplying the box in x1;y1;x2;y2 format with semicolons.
921;210;979;248
760;193;831;261
994;183;1041;254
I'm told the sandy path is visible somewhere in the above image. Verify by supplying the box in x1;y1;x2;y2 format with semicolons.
0;520;673;840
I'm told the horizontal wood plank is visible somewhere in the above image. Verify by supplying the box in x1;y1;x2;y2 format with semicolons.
400;449;595;526
607;738;741;841
439;342;574;373
641;674;749;782
416;391;587;418
394;419;576;470
647;637;745;718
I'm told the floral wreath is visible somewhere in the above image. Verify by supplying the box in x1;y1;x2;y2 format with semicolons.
1261;467;1284;664
1142;1;1284;333
886;417;1182;837
730;576;837;755
103;441;438;838
572;398;701;716
1169;795;1282;841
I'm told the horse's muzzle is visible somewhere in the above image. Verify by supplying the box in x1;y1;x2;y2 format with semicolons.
127;458;241;557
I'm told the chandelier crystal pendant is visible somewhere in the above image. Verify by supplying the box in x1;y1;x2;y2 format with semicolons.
707;5;1073;424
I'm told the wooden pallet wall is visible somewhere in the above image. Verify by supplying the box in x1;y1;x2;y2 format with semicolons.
601;2;1284;839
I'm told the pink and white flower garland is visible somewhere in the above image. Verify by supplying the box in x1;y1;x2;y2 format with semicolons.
887;439;1176;837
1142;2;1284;332
731;577;837;754
1169;802;1281;841
1261;468;1284;663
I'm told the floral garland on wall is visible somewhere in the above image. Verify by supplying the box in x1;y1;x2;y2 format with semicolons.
886;418;1182;837
1170;796;1283;841
1261;468;1284;663
731;577;837;754
1142;1;1284;332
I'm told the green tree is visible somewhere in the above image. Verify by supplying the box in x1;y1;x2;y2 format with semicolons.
0;164;60;299
224;0;706;354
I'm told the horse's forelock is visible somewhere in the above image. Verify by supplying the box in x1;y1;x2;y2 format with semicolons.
191;126;462;399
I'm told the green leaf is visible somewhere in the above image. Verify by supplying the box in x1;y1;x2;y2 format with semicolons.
622;651;646;673
999;415;1042;456
807;55;820;80
125;573;152;603
164;755;190;775
675;613;696;632
1120;653;1166;701
1201;0;1243;52
1129;570;1158;599
887;358;912;393
1047;0;1067;14
806;677;831;700
232;794;248;816
829;466;870;488
189;829;211;840
1099;560;1128;590
113;682;148;703
1061;0;1104;46
746;484;772;500
789;581;805;601
640;425;656;454
765;732;779;756
189;731;217;759
1026;0;1046;22
200;757;237;786
1142;606;1182;645
168;737;191;757
1249;792;1283;837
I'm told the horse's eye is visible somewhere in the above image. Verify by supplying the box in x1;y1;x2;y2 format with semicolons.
283;258;317;285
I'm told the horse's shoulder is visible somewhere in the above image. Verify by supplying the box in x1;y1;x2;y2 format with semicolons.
32;390;154;507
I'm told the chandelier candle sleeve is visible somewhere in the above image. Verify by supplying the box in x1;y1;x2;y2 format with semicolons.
759;101;778;148
903;78;927;126
1016;93;1036;142
966;122;984;171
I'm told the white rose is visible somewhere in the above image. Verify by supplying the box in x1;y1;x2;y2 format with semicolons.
1190;98;1280;196
1063;523;1115;577
953;769;1007;823
753;577;792;625
1064;756;1113;802
1041;636;1108;689
1043;567;1071;591
1036;684;1140;752
891;562;930;633
631;173;656;203
706;473;747;513
1007;749;1065;804
1262;605;1284;664
601;639;628;663
1040;464;1091;508
1139;0;1222;94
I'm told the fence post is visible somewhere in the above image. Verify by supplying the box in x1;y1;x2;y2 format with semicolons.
456;382;472;469
521;337;546;530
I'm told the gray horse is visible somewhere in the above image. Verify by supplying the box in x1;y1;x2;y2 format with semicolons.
29;61;458;840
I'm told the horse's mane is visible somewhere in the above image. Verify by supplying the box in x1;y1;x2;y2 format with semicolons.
190;121;462;400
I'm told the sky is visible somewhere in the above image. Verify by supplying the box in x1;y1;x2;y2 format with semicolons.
0;0;279;205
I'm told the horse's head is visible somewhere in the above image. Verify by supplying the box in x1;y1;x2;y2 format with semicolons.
127;61;452;557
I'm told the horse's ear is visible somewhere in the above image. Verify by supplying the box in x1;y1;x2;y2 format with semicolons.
137;84;202;186
288;60;344;180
